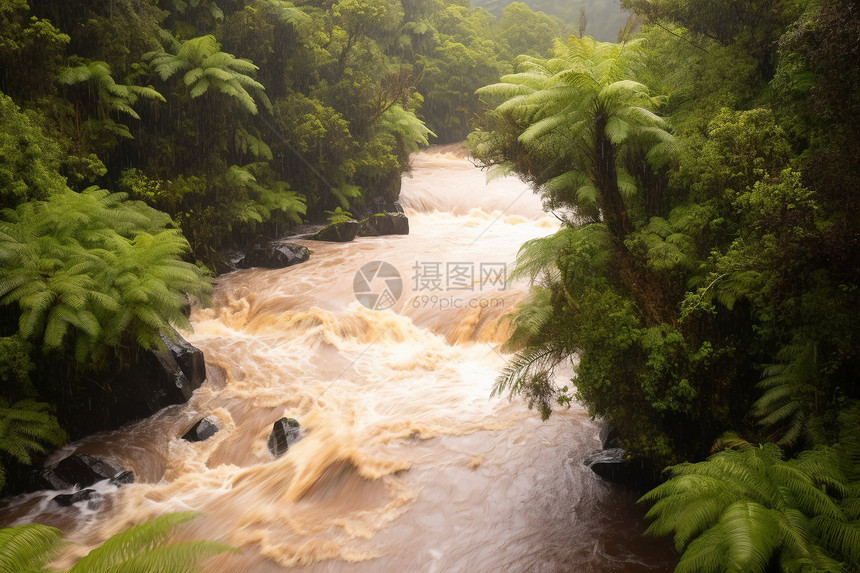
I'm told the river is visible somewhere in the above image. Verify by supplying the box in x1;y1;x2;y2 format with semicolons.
0;144;676;572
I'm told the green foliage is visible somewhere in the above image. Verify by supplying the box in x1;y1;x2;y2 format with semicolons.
0;187;212;360
324;207;353;224
641;443;860;572
61;60;165;121
495;2;564;58
0;400;65;492
67;512;233;572
377;104;435;155
753;343;820;447
146;34;268;114
0;523;65;573
478;0;858;482
0;0;70;99
0;512;233;573
0;94;65;208
471;34;673;240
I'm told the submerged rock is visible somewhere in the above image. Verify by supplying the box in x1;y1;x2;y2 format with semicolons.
51;488;104;510
37;453;119;490
109;470;135;486
306;220;358;242
181;416;219;442
267;417;301;458
236;242;310;270
357;212;409;236
584;448;656;492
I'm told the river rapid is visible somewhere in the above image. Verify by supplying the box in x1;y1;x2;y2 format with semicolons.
0;144;676;572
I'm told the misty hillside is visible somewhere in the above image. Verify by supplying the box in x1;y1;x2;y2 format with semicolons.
472;0;630;41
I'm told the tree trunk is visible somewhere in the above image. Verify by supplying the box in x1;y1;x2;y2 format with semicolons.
593;114;670;326
594;114;632;242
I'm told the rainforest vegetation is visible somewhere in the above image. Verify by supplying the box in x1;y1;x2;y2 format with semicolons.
1;0;858;570
0;0;566;492
469;0;860;570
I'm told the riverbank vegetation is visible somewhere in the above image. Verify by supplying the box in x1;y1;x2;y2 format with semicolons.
0;0;567;492
470;0;859;569
2;0;857;569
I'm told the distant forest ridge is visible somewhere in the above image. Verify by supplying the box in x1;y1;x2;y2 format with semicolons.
472;0;630;42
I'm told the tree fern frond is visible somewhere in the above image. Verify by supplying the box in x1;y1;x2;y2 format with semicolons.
0;523;64;573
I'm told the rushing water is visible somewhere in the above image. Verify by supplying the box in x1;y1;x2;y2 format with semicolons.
1;144;676;572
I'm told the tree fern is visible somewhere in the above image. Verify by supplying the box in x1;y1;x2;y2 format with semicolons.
0;400;66;491
752;343;819;446
0;188;211;361
640;443;860;572
0;523;64;573
473;34;672;241
67;512;232;573
61;60;165;121
0;513;233;573
146;35;268;115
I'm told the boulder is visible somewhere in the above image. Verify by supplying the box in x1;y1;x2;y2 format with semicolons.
584;448;658;492
181;416;219;442
125;331;206;420
267;417;301;458
109;470;135;487
236;243;310;270
37;453;119;490
51;488;104;510
357;213;409;237
306;220;358;242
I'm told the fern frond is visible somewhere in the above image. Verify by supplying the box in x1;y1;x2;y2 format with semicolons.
0;523;64;573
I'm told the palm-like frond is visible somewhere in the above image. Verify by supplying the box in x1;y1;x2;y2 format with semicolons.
509;227;575;284
640;443;859;572
0;523;64;573
0;187;211;360
477;33;671;234
146;35;266;115
753;343;819;446
61;60;164;123
0;400;65;490
492;343;569;420
67;512;231;573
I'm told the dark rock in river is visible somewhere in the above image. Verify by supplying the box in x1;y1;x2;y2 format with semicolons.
38;453;119;490
599;423;621;450
306;220;358;242
182;416;219;442
51;488;104;509
268;417;301;458
236;242;310;270
584;448;637;486
357;212;409;236
128;331;206;419
109;470;135;486
53;330;209;439
584;448;657;492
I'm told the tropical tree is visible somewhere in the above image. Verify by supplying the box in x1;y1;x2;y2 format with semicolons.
640;442;860;572
60;60;165;121
472;34;673;242
0;400;65;492
0;512;232;572
146;34;268;114
0;187;212;361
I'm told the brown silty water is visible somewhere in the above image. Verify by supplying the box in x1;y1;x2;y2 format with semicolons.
0;144;676;572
